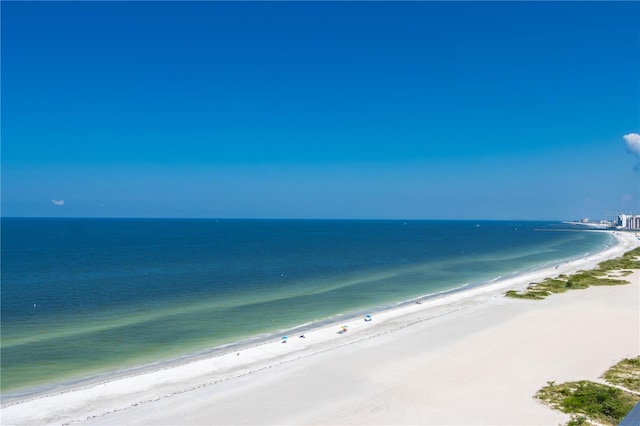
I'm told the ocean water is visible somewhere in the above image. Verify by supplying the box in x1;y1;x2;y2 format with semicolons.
0;218;613;397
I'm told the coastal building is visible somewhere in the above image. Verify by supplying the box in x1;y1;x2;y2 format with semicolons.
616;214;640;230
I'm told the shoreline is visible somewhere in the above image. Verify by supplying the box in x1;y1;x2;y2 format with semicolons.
1;228;614;401
2;230;638;425
0;229;620;401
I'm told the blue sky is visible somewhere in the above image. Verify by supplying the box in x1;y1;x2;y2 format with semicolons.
2;1;639;220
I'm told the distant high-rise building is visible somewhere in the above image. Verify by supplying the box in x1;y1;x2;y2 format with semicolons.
617;214;640;229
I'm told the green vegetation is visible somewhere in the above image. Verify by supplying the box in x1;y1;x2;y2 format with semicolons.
595;247;640;271
566;415;591;426
537;381;638;425
505;247;640;300
602;357;640;393
504;289;548;300
537;357;640;426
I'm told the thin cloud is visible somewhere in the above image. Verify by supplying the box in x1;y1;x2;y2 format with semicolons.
52;199;65;206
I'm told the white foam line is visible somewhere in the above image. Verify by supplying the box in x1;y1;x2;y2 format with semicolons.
2;231;638;426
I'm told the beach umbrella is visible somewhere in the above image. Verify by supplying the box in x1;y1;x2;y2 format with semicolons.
281;336;288;342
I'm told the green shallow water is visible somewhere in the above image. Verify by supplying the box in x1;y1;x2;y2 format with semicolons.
1;219;613;396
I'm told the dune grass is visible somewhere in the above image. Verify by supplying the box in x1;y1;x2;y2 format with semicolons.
505;246;640;300
536;357;640;426
602;357;640;394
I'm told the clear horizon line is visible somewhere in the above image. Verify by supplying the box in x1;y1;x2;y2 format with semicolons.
0;215;587;222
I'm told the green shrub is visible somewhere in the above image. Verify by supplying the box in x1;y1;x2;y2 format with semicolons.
567;415;589;426
562;381;632;422
602;357;640;393
596;247;640;271
505;247;636;300
537;380;639;425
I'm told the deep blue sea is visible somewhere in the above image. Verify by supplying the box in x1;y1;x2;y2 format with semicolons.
0;218;613;397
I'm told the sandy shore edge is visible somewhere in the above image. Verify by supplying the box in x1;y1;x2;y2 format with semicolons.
2;230;639;425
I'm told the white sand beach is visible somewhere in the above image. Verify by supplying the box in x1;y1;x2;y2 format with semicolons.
2;231;639;426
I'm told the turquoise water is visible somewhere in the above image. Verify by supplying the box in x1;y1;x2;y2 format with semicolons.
0;219;613;397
